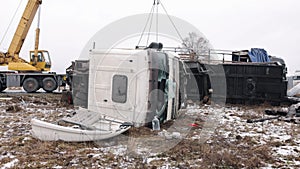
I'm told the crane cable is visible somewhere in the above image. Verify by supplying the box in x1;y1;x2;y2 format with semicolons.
136;1;156;47
156;0;159;43
0;0;24;48
146;5;155;46
136;0;186;48
158;0;186;45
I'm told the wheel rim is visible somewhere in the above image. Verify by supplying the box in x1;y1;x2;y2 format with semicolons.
23;78;39;93
42;77;57;92
44;80;54;89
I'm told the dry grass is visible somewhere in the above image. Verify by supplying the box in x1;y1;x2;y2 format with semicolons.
0;93;299;168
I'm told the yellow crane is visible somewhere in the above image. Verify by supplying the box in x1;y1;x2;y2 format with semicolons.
0;0;65;92
0;0;51;71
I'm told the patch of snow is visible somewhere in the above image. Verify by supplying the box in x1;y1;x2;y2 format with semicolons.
0;159;19;169
273;146;299;156
0;153;15;161
40;162;47;165
111;145;127;156
146;157;168;164
22;137;31;142
69;158;79;166
260;164;274;169
98;145;127;156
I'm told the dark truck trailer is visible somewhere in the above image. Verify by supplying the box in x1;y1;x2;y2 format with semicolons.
222;62;287;104
184;61;288;105
0;72;66;93
185;61;287;104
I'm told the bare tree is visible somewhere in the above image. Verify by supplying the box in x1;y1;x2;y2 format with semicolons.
182;32;210;57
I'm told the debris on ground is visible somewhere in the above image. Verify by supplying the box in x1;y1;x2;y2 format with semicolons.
0;93;300;168
247;103;300;124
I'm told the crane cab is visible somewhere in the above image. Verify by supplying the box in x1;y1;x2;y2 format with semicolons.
29;50;52;71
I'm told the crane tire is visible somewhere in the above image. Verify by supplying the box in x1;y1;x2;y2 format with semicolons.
23;78;39;93
42;77;57;93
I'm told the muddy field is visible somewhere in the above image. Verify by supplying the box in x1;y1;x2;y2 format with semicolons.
0;92;299;168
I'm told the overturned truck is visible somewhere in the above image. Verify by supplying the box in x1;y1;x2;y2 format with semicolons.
70;47;288;122
32;46;289;141
71;48;289;114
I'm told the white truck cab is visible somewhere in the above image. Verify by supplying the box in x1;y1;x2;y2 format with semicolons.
87;48;182;126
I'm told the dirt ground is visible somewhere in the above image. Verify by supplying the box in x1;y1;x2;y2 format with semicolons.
0;92;299;169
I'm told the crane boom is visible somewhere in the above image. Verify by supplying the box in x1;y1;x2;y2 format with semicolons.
7;0;42;60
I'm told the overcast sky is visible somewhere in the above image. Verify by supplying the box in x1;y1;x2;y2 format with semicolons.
0;0;299;74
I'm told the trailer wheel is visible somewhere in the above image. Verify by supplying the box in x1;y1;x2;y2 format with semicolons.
42;77;57;93
23;78;39;93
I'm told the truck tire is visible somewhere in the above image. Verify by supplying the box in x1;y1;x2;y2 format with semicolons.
23;78;39;93
42;77;57;93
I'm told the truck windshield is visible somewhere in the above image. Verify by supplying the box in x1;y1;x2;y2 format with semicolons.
43;51;51;65
30;51;51;64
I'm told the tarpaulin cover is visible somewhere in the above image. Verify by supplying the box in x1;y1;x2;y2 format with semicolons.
248;48;270;62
